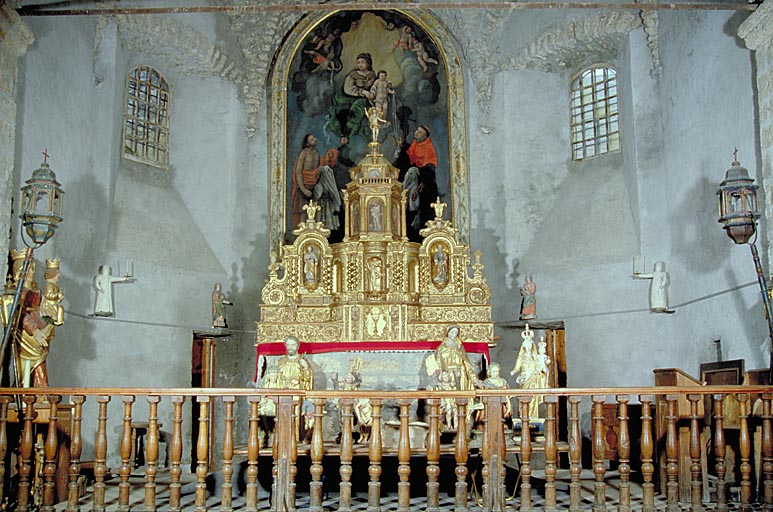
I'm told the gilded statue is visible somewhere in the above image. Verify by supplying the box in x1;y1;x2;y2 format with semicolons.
10;256;64;388
510;324;547;418
482;363;513;419
277;335;314;390
425;325;481;391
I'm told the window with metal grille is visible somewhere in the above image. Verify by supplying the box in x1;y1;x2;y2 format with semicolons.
570;66;619;161
122;66;170;168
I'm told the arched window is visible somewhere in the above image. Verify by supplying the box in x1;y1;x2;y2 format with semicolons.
570;66;619;161
122;66;170;168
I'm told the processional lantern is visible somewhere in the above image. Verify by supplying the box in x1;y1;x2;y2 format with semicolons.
19;149;64;247
717;149;773;382
717;151;759;245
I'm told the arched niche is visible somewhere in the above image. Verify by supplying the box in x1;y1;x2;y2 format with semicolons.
267;9;470;254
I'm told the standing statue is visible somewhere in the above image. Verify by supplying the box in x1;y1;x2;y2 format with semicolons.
510;324;544;418
482;363;513;419
520;275;537;320
93;265;134;317
211;283;233;328
634;260;670;312
425;325;481;391
277;335;314;390
13;257;58;388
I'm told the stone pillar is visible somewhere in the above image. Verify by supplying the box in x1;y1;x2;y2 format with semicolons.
0;5;33;280
739;1;773;266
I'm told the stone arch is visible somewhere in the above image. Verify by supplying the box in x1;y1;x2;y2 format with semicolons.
267;9;470;254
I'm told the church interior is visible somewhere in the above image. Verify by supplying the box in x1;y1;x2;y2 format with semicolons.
0;0;772;509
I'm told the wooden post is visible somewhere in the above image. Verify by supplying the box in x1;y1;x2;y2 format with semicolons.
144;395;160;511
713;394;728;512
738;393;752;511
687;394;703;512
639;395;655;512
544;395;558;512
17;395;37;512
454;398;469;512
568;395;582;512
309;398;325;512
67;395;85;512
117;396;134;511
245;396;261;512
221;396;236;512
41;395;61;512
0;396;9;504
339;399;354;512
396;398;412;512
92;396;110;512
367;399;383;512
616;395;631;512
169;396;185;512
665;395;679;512
592;395;607;512
274;394;297;512
517;396;532;512
195;396;210;512
762;393;773;509
426;398;440;512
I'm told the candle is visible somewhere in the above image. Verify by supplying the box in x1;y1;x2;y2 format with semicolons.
633;256;644;274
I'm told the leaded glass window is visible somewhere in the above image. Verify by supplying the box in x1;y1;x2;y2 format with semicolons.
570;66;619;161
122;66;170;168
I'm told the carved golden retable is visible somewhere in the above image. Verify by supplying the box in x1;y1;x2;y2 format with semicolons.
256;141;494;347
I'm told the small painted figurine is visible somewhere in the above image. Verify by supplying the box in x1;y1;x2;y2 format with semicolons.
211;283;232;328
520;275;537;320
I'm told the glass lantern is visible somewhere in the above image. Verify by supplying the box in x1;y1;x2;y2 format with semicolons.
717;157;758;245
19;159;64;246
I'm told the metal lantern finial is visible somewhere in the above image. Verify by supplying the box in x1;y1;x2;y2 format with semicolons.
19;152;64;246
717;153;758;245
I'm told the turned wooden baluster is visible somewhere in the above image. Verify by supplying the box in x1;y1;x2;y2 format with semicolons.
665;395;679;512
169;396;185;512
639;395;655;512
309;397;325;512
518;396;532;512
481;399;491;510
713;394;728;512
0;396;8;504
118;395;134;511
738;393;752;510
592;395;607;512
221;396;236;512
340;398;354;512
761;393;773;509
544;395;558;512
616;395;631;512
41;394;61;512
17;395;37;512
367;399;383;512
426;397;441;512
396;398;412;512
92;395;110;512
67;395;85;512
274;394;297;512
245;396;261;512
454;398;469;512
568;396;582;512
195;396;210;512
144;395;161;511
687;394;703;512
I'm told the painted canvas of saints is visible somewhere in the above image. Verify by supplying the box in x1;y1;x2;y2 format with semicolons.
286;10;449;244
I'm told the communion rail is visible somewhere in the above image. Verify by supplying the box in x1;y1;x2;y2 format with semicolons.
0;386;769;511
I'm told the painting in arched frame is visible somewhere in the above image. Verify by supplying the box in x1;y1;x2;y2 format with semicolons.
268;9;470;252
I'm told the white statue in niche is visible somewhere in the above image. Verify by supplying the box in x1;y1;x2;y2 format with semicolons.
634;260;670;313
93;265;135;317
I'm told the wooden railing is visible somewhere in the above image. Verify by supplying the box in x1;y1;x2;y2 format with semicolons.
0;386;770;511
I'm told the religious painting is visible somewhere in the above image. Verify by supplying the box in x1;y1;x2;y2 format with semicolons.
285;10;450;244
